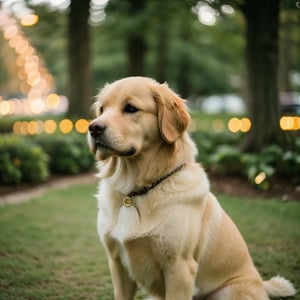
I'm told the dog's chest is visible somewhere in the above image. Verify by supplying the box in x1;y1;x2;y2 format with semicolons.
111;204;141;242
120;236;165;294
97;186;141;243
97;186;154;243
98;194;166;293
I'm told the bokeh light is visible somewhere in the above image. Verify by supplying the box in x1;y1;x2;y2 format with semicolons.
28;120;38;135
280;116;300;131
255;172;266;185
212;119;225;132
240;118;251;132
0;101;11;115
0;8;65;117
46;93;60;108
13;121;22;135
197;4;218;26
44;119;57;134
75;119;89;134
21;14;39;26
228;117;240;133
59;119;73;134
12;119;91;135
228;117;252;133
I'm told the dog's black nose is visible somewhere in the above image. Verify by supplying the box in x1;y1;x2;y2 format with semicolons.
88;122;107;137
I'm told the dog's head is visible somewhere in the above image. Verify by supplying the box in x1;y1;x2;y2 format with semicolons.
88;76;190;160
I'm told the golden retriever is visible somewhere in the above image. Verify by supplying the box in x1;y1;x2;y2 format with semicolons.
88;76;296;300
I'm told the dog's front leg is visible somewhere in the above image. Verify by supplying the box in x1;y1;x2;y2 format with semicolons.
108;257;137;300
164;259;197;300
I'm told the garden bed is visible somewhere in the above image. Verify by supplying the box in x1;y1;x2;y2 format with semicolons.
210;174;300;201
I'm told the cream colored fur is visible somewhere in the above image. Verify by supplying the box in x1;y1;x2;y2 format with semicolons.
88;77;296;300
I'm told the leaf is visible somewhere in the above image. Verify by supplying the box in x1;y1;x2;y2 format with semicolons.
259;163;275;177
247;165;257;181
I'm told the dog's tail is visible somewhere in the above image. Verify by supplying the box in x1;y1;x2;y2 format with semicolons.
263;276;296;298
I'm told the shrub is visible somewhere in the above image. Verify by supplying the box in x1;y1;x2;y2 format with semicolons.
192;130;300;189
71;134;95;172
34;134;94;175
192;131;242;171
0;135;49;184
0;118;14;134
209;145;242;175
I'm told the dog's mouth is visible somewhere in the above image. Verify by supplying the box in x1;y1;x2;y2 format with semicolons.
94;138;136;158
95;139;113;151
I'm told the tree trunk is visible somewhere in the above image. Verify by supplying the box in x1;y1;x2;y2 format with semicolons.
279;11;293;92
126;0;147;76
67;0;92;118
177;16;192;99
242;0;282;151
155;2;169;83
155;18;168;82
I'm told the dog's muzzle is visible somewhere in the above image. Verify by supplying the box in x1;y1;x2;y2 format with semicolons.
88;121;110;150
88;122;107;139
88;121;136;157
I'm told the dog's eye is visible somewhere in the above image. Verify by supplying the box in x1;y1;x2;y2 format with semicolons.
124;104;138;114
99;106;104;114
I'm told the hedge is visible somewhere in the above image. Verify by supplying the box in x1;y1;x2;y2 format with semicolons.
33;134;94;175
0;133;95;185
192;131;300;189
0;135;49;184
1;130;299;187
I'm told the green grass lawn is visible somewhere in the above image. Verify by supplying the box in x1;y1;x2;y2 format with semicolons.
0;184;299;300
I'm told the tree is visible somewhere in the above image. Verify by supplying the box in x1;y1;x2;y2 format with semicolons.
9;0;298;134
126;0;147;76
152;1;170;83
279;4;300;92
240;0;282;151
15;0;246;103
67;0;92;118
176;8;193;98
196;0;284;151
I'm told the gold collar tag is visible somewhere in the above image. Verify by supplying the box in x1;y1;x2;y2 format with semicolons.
123;196;133;207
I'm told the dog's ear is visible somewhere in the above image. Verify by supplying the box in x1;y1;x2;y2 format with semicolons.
152;83;190;144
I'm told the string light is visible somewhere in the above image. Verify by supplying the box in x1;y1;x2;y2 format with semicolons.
13;119;90;135
228;117;252;133
0;8;67;117
280;116;300;131
21;14;39;27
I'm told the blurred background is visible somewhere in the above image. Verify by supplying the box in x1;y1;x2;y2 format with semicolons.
0;0;299;189
1;0;299;114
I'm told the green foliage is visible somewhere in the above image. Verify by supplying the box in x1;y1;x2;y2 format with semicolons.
34;133;94;175
191;130;241;168
15;0;246;98
241;143;300;188
0;132;94;185
209;145;243;175
192;131;300;189
280;138;300;176
241;145;282;190
0;135;49;184
0;117;14;134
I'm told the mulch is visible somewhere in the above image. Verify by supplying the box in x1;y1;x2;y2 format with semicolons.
209;174;300;201
0;172;299;205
